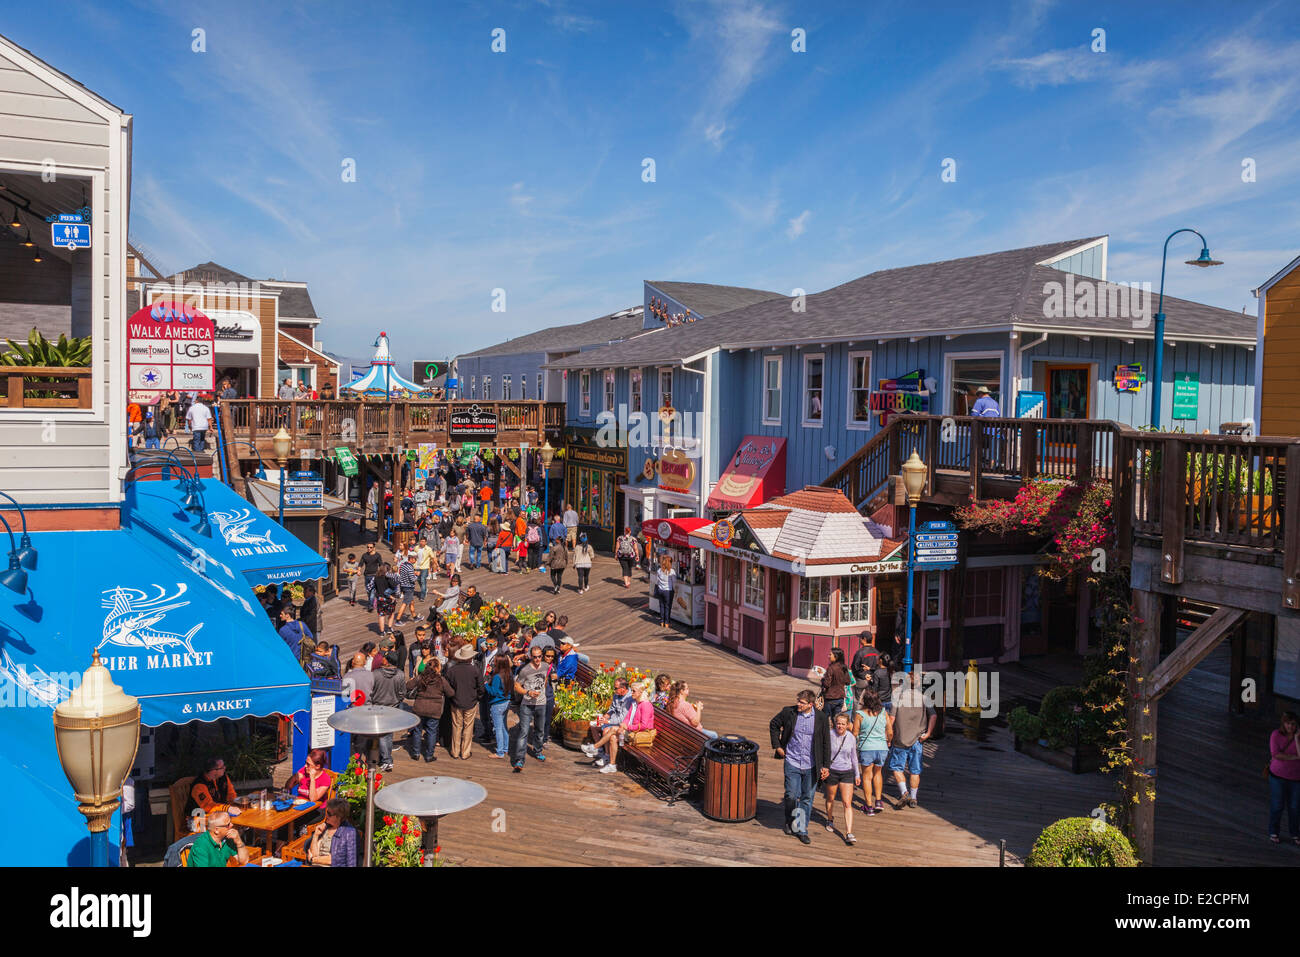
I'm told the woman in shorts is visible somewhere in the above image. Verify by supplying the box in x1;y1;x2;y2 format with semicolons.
853;690;893;816
822;711;861;846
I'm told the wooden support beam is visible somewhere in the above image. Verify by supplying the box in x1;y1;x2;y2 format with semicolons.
1020;421;1038;480
1147;606;1247;701
1284;445;1300;612
1113;434;1133;565
1128;588;1162;864
1160;439;1186;584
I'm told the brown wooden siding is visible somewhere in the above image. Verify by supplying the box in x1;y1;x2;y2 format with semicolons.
1262;271;1300;436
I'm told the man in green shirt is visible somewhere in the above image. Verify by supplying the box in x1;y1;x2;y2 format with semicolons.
186;810;250;867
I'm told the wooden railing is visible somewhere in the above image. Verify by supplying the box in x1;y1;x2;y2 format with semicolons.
825;415;1300;589
219;399;564;451
0;365;93;409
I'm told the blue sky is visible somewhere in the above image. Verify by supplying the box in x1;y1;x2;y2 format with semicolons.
7;0;1300;359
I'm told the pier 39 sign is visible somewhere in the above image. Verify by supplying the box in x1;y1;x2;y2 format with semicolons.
128;301;216;393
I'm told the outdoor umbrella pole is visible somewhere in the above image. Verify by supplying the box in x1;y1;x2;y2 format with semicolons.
365;736;378;868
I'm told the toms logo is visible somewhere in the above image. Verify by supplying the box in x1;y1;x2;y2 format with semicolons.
49;887;151;937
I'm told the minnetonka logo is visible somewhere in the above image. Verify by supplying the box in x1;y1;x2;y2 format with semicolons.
49;888;151;937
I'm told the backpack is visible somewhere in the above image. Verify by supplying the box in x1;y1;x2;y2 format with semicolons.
295;623;314;669
616;535;637;559
526;524;540;545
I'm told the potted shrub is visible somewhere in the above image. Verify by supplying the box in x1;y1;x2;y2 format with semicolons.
1013;686;1103;774
1007;706;1043;750
1026;817;1138;867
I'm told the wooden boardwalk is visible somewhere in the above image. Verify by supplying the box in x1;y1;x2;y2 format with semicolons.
297;532;1294;867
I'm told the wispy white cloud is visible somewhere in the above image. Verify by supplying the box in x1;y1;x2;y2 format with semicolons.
786;209;810;238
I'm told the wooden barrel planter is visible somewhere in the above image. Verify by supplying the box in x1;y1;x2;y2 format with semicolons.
559;718;592;751
701;735;758;822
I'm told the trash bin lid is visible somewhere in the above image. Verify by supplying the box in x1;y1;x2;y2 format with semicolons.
704;734;758;762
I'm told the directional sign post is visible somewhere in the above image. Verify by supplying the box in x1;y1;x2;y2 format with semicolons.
283;477;324;510
912;520;960;570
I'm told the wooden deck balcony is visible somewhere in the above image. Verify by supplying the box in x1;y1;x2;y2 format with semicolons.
0;365;92;409
824;414;1300;615
218;398;565;456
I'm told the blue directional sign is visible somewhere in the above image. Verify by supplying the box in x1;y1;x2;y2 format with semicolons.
912;520;960;570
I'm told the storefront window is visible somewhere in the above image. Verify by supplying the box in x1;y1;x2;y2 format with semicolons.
763;356;782;424
848;353;872;426
803;354;824;425
925;573;943;620
839;574;870;623
948;354;1002;416
708;551;718;595
580;372;591;415
631;369;642;413
799;576;831;622
744;560;764;611
604;370;615;412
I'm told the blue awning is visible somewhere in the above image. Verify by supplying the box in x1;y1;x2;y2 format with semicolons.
0;529;309;727
123;477;328;587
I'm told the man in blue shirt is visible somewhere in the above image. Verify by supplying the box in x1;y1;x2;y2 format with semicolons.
277;608;313;659
548;515;566;547
555;637;581;680
769;690;831;843
971;385;1000;416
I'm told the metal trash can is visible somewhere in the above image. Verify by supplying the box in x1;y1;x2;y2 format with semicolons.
702;735;758;822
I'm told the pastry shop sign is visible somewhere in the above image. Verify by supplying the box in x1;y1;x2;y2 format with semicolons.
657;448;698;494
127;301;215;393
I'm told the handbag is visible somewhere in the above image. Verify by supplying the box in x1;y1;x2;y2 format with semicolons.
627;728;657;748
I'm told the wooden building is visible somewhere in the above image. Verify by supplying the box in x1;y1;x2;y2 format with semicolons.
1254;253;1300;436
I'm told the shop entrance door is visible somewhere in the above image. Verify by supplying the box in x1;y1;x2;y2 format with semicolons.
719;557;741;652
875;581;901;653
769;570;790;662
1041;364;1093;469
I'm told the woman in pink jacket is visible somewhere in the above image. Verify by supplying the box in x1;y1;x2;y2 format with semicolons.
596;682;655;776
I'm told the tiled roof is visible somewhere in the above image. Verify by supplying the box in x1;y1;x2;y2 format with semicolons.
459;306;647;358
547;236;1252;369
767;487;861;513
646;281;784;317
695;485;883;564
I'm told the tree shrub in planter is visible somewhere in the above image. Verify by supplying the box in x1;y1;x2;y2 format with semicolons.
1007;706;1042;744
1026;817;1138;867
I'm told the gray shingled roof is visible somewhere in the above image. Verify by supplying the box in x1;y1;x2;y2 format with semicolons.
265;282;319;320
546;237;1252;369
646;281;784;317
166;261;253;285
459;306;647;359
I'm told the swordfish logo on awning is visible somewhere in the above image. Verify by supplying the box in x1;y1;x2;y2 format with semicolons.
210;508;289;557
98;585;212;670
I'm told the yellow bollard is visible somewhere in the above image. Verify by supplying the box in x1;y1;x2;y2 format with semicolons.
960;659;981;739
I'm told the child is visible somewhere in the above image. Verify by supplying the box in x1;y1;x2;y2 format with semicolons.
343;553;361;607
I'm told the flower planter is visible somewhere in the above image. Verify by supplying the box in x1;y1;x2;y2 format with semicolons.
559;718;592;751
1013;736;1102;774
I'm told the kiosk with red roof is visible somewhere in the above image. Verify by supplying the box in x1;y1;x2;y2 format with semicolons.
641;517;710;627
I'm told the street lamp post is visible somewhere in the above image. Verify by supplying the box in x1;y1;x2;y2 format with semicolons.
540;440;555;553
1150;228;1223;429
272;427;292;526
900;451;928;674
53;651;141;867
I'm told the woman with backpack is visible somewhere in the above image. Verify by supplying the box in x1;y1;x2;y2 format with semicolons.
526;517;543;570
615;527;639;589
405;657;453;762
546;537;569;594
573;533;595;593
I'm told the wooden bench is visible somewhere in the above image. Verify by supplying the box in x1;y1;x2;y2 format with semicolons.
619;707;708;805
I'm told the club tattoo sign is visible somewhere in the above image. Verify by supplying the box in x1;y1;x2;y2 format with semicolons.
128;301;216;393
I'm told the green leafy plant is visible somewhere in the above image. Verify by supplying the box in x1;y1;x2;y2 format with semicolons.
1007;706;1043;743
1026;817;1138;867
375;813;425;867
1;328;92;367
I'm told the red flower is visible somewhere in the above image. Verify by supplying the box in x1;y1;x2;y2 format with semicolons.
383;815;394;826
396;835;404;846
400;822;410;834
434;845;442;853
375;773;383;782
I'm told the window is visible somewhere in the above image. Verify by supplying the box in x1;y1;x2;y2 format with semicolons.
604;369;616;412
744;560;765;611
962;569;1005;619
799;576;831;622
537;373;543;401
521;374;528;400
630;369;642;414
708;551;718;595
925;573;943;620
658;368;673;408
947;353;1003;416
763;355;782;424
802;354;824;426
848;352;872;427
579;371;591;415
483;376;492;400
470;375;477;398
839;574;870;624
503;374;512;400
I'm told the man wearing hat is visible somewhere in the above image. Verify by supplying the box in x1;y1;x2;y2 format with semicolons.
555;636;581;681
971;385;1000;417
443;643;485;759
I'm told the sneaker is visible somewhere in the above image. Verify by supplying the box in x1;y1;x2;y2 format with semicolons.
580;743;598;757
381;763;394;772
874;800;884;812
894;797;908;810
782;822;792;836
513;763;523;773
598;763;618;774
592;757;608;768
908;797;918;808
845;833;857;846
866;807;876;816
532;751;547;762
423;755;437;763
825;823;835;832
797;833;811;845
